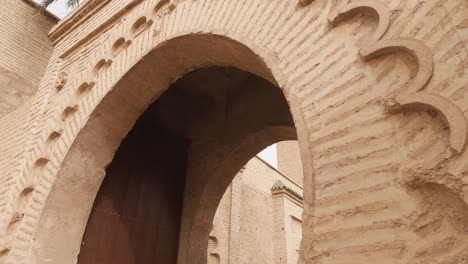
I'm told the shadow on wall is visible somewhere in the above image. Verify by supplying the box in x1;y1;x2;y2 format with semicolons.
79;107;189;264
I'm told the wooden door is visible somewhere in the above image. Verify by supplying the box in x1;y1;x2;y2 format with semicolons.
78;112;188;264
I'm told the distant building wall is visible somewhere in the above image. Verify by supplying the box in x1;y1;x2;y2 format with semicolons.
209;157;303;264
0;0;56;116
277;141;303;186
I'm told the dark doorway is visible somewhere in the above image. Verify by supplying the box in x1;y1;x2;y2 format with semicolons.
78;66;295;263
78;108;189;264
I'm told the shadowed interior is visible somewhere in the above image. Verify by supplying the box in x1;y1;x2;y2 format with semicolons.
78;66;296;263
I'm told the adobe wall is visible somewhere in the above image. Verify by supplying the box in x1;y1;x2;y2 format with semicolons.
0;0;466;263
0;0;56;116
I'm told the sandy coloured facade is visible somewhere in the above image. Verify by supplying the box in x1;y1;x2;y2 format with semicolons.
0;0;468;263
0;0;57;116
209;144;304;264
1;1;306;263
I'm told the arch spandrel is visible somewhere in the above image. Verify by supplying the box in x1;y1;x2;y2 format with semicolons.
0;0;467;263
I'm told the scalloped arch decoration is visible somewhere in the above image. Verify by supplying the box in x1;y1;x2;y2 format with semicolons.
2;0;467;262
398;92;468;153
360;38;434;96
328;0;391;43
326;0;468;154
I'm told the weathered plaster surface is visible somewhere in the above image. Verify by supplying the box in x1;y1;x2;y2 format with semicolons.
0;0;467;263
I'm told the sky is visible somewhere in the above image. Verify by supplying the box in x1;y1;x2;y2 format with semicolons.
258;144;278;168
35;0;279;167
36;0;72;18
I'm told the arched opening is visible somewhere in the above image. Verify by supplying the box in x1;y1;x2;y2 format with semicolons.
77;66;297;263
32;34;312;264
208;139;304;264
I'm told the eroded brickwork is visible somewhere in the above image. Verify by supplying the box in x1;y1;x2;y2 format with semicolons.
0;0;56;116
0;0;466;263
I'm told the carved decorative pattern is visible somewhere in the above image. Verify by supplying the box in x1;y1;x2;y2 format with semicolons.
3;186;35;251
76;82;96;97
298;0;314;6
4;0;466;262
56;0;144;58
328;0;391;44
359;39;433;95
49;0;112;42
0;1;176;259
131;16;154;37
271;180;304;201
55;72;68;91
208;226;221;264
112;38;132;56
327;0;468;154
397;93;468;153
154;0;170;13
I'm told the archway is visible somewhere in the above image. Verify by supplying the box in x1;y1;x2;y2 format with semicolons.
32;34;311;264
1;0;466;262
207;139;304;264
77;66;297;263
